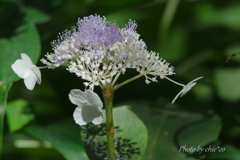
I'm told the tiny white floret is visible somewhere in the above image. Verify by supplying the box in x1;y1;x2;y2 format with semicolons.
11;53;41;90
69;89;103;125
171;76;203;104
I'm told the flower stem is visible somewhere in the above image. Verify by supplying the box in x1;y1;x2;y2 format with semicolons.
102;87;115;160
165;76;185;87
111;72;121;87
101;74;144;159
113;74;143;90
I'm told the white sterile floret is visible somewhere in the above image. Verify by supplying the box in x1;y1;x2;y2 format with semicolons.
171;76;203;104
69;89;103;125
11;53;41;90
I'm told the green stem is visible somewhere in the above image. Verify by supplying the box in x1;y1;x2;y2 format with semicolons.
113;74;143;90
111;72;121;87
103;87;115;160
102;74;144;159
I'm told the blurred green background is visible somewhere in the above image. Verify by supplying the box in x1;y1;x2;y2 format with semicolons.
1;0;240;159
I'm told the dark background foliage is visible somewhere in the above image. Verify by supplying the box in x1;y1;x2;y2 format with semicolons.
1;0;240;159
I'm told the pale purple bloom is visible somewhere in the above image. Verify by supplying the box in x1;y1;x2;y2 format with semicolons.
41;15;175;89
74;15;123;49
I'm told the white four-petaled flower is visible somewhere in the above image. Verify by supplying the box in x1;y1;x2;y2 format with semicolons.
171;76;203;104
69;89;103;125
11;53;41;90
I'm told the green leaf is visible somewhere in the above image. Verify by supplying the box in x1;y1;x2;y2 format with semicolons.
25;119;88;160
215;68;240;101
0;22;41;85
0;83;12;155
24;7;51;24
112;106;147;160
130;101;222;160
81;105;148;160
6;99;35;132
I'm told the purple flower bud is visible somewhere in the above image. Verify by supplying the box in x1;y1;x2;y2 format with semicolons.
73;15;123;49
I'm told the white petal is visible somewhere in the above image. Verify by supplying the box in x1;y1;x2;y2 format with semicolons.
187;76;203;84
92;108;103;125
11;60;31;78
73;107;87;125
32;67;41;84
84;90;103;108
180;76;203;97
73;105;103;126
180;82;196;97
172;76;203;103
69;89;88;106
70;89;103;125
24;75;37;90
92;116;103;125
171;89;184;104
21;53;34;66
81;104;103;124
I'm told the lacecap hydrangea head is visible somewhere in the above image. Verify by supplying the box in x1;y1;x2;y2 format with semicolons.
41;15;175;89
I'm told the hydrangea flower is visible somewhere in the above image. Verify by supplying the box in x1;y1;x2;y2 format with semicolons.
41;15;175;89
39;14;201;104
11;53;41;90
167;76;203;104
69;89;103;125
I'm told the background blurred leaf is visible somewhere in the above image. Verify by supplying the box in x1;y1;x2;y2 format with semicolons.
215;68;240;102
225;44;240;63
106;9;149;25
25;119;88;160
195;3;240;30
177;115;221;152
6;99;35;132
81;105;148;160
208;144;240;160
129;101;222;160
94;0;144;8
158;26;188;63
24;7;51;24
2;131;65;160
59;0;96;17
